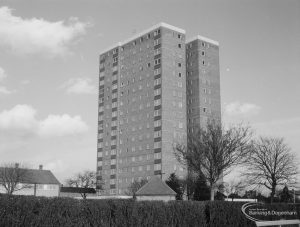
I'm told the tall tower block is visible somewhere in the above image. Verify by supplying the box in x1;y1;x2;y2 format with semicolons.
186;36;221;134
97;23;187;196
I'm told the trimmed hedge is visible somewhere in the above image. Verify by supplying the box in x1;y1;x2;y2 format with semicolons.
0;194;299;227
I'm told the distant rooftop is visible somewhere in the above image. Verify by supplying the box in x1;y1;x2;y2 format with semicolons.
99;22;186;55
0;166;60;185
186;35;219;46
136;176;176;196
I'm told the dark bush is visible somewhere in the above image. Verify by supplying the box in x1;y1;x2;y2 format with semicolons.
207;201;255;227
1;194;300;227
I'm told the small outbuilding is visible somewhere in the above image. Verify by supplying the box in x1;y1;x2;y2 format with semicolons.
59;187;96;199
0;164;60;197
135;176;176;201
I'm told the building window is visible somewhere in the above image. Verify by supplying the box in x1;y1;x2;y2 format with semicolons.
154;120;161;127
154;99;161;106
110;189;116;194
178;122;183;129
154;48;161;55
154;110;161;117
154;29;160;36
154;152;161;159
112;84;118;90
154;164;161;171
178;44;181;48
154;58;161;65
154;141;161;149
154;68;161;75
154;39;160;46
112;111;117;118
154;88;161;96
154;78;161;86
111;169;116;174
147;154;151;160
154;131;161;138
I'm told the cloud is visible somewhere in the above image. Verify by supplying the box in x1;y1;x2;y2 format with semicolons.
0;104;88;137
39;114;88;137
0;66;14;95
225;102;261;117
61;78;97;94
254;117;300;137
0;6;90;56
20;80;30;85
0;104;38;131
0;66;7;81
0;86;14;95
44;160;66;173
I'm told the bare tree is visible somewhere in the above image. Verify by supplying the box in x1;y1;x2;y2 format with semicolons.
65;170;96;199
126;178;148;199
243;137;299;203
175;120;252;200
222;180;246;201
0;163;31;195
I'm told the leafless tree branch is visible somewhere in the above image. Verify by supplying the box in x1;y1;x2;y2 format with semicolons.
243;137;299;203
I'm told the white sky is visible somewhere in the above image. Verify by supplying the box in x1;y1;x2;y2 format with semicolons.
0;0;299;183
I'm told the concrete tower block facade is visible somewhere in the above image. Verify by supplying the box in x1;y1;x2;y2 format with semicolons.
97;23;188;196
186;36;221;134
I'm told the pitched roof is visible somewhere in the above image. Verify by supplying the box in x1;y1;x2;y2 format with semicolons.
60;187;96;194
136;176;176;196
0;167;60;185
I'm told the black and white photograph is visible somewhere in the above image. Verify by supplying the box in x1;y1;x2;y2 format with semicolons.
0;0;299;226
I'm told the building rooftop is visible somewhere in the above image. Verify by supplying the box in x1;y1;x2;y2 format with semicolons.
186;35;219;46
0;166;60;185
136;176;176;196
99;22;186;55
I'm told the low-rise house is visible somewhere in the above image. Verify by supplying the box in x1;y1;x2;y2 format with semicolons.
0;164;60;197
135;176;176;201
59;187;96;199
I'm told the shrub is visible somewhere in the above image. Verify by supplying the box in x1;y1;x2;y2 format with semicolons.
0;194;300;227
207;201;255;227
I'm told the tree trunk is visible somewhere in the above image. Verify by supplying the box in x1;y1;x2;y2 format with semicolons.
210;188;214;201
34;184;37;196
270;187;275;204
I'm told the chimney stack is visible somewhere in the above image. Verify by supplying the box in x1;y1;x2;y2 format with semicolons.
39;165;43;170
